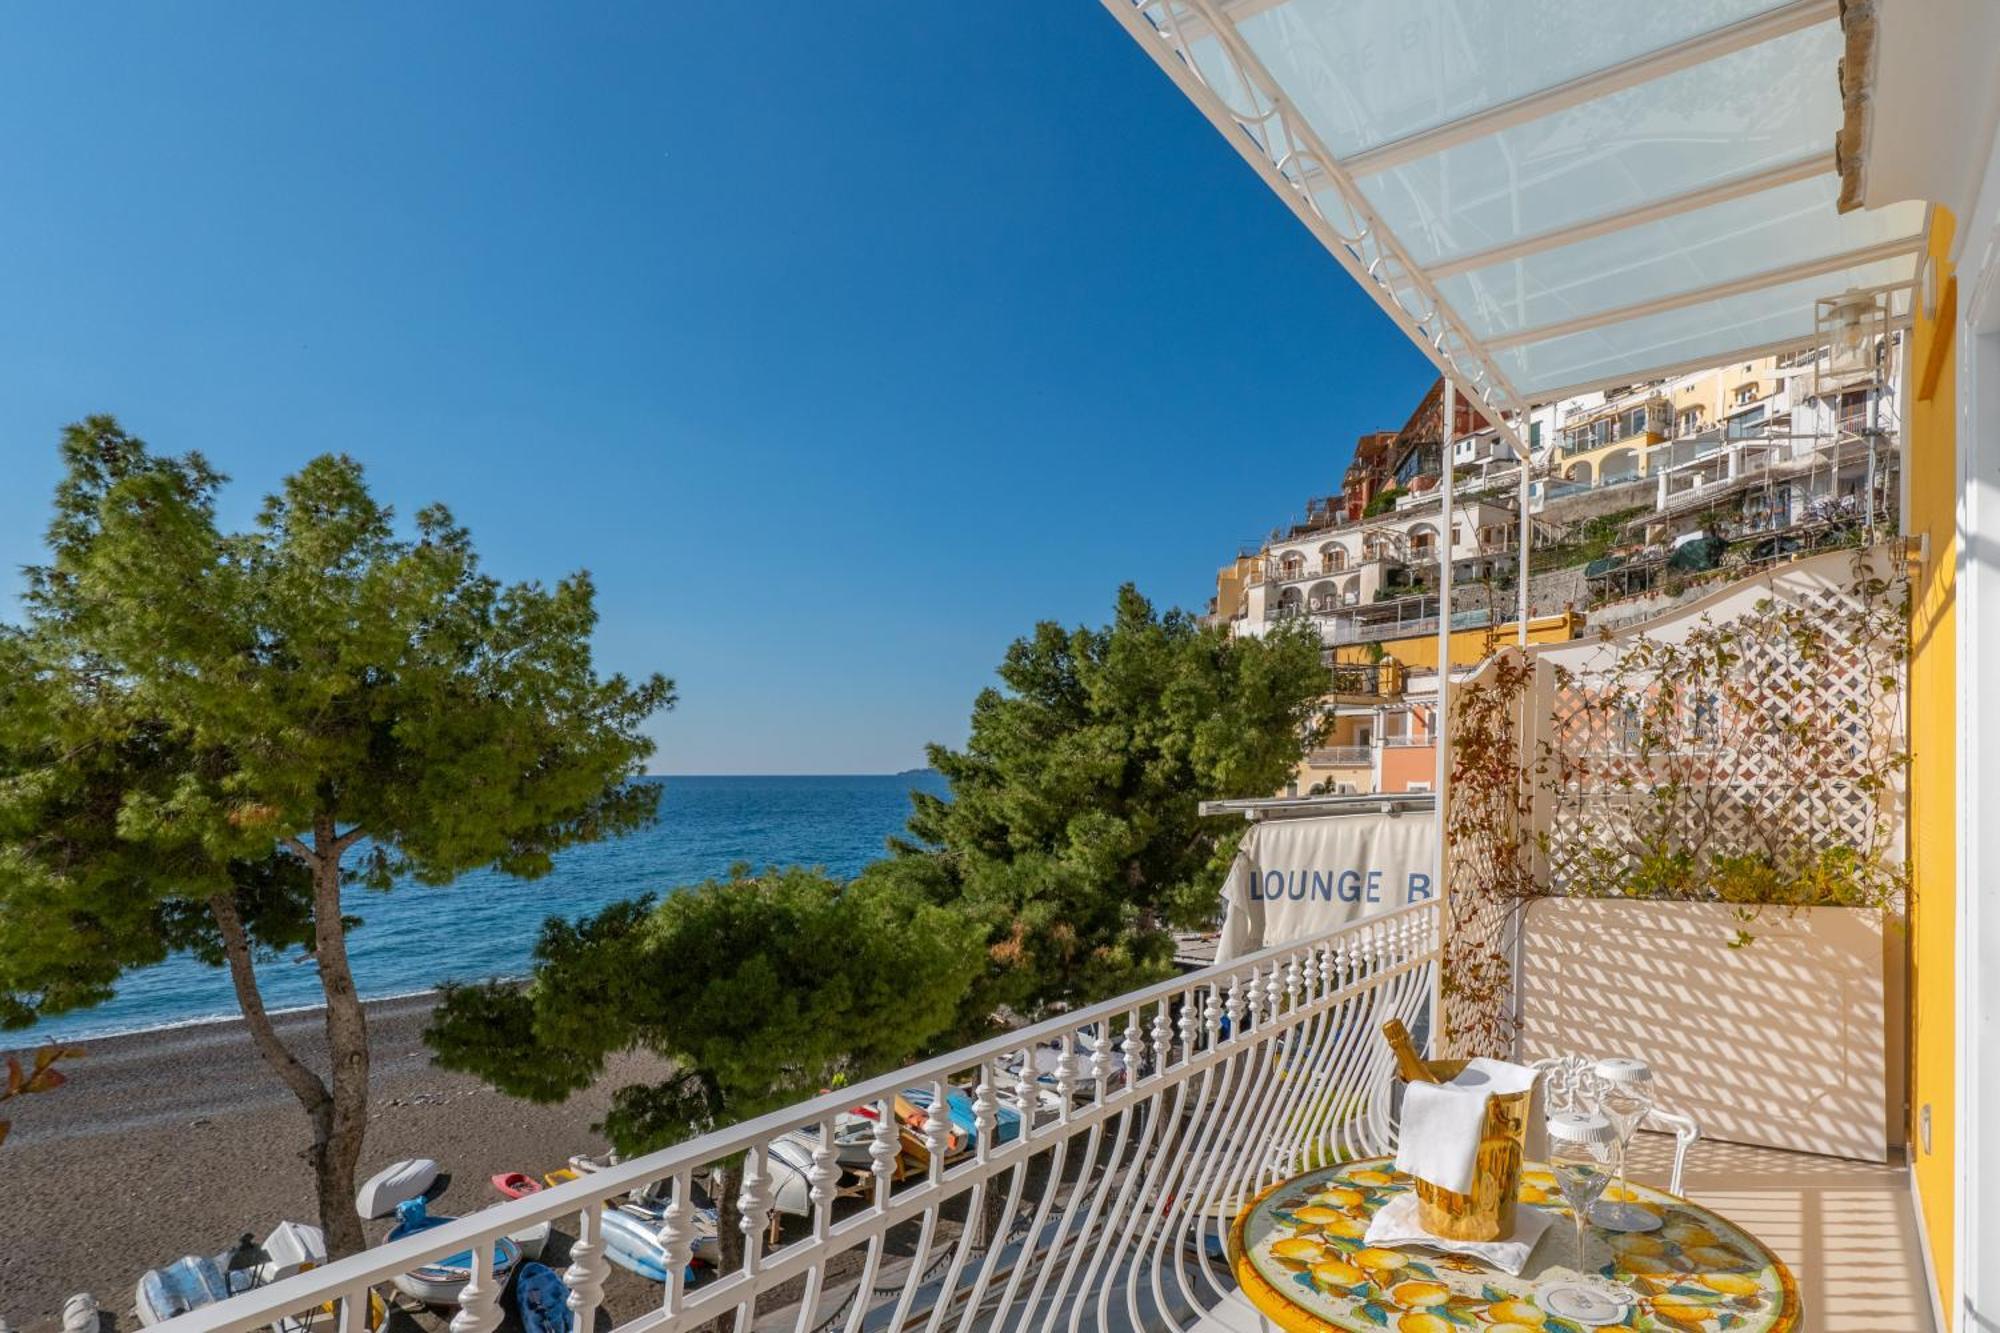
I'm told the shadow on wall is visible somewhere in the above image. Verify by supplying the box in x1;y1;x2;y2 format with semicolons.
1515;897;1898;1163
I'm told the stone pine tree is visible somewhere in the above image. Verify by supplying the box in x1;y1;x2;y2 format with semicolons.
425;865;983;1268
865;585;1329;1025
0;417;674;1255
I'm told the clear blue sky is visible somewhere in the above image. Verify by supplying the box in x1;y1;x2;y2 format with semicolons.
0;4;1434;774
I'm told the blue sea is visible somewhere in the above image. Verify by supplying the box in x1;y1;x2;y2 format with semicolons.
22;774;947;1043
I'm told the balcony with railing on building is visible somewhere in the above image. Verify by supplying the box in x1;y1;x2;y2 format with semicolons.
1324;658;1406;702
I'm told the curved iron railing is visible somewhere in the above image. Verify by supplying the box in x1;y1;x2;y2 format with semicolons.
157;901;1440;1333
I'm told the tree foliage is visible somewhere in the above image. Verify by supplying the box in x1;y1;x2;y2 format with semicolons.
426;866;983;1265
869;585;1328;1022
429;866;980;1145
0;417;673;1252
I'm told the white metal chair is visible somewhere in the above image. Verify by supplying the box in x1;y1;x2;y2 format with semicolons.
1531;1054;1702;1196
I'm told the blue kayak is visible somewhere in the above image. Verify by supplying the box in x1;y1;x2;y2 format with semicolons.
514;1263;572;1333
901;1086;1022;1151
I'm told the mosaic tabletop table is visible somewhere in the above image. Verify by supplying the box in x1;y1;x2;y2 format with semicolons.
1231;1156;1800;1333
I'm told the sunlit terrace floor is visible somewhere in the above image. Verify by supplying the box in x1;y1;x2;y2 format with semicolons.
1625;1134;1934;1333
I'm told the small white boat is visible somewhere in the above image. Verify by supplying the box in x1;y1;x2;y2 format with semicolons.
601;1200;721;1281
62;1294;100;1333
253;1222;327;1284
135;1223;331;1330
355;1158;440;1220
134;1256;243;1326
384;1198;521;1306
508;1219;553;1261
764;1133;818;1217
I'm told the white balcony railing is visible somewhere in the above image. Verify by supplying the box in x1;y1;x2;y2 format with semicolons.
1308;745;1373;766
156;903;1442;1333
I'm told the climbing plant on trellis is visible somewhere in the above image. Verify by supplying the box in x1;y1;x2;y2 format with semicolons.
1443;550;1909;1051
1442;651;1536;1058
1537;554;1907;938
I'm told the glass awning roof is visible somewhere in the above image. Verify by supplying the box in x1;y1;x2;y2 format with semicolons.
1102;0;1925;434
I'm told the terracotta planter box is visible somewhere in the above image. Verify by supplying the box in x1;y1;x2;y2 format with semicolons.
1514;897;1900;1163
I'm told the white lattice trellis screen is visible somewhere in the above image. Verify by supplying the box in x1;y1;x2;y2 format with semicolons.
1442;547;1908;1053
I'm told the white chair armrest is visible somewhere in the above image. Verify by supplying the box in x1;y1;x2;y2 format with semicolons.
1644;1107;1701;1196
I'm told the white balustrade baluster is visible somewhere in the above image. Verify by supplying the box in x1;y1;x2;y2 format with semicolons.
1151;1000;1174;1079
659;1170;695;1318
1087;1019;1113;1101
338;1284;367;1333
971;1064;997;1162
742;1144;774;1254
736;1144;774;1332
923;1077;952;1177
565;1199;610;1331
868;1094;899;1203
785;1119;839;1333
448;1234;500;1333
1050;1032;1076;1119
807;1117;838;1229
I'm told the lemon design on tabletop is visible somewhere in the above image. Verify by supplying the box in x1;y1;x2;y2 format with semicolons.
1696;1270;1762;1297
1516;1181;1553;1205
1617;1251;1684;1277
1484;1299;1546;1326
1290;1204;1349;1225
1649;1293;1721;1326
1309;1257;1363;1288
1313;1213;1368;1240
1310;1186;1367;1209
1394;1314;1449;1333
1352;1247;1410;1272
1348;1169;1397;1187
1388;1279;1448;1307
1609;1230;1667;1257
1664;1220;1721;1248
1268;1236;1323;1261
1684;1243;1752;1272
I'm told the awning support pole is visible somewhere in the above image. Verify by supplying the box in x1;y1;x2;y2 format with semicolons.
1433;380;1456;1051
1518;411;1532;646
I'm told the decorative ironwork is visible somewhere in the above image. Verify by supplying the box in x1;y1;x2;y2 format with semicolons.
149;904;1442;1333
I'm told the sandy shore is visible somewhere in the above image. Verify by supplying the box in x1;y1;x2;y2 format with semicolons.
0;992;680;1331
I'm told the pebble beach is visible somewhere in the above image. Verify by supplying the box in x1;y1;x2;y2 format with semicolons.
0;992;678;1331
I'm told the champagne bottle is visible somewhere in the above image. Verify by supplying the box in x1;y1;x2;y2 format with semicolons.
1381;1018;1440;1083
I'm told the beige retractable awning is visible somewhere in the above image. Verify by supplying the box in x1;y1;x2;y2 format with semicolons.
1103;0;1925;437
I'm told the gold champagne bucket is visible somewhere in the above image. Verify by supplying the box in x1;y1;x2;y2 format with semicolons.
1402;1058;1531;1241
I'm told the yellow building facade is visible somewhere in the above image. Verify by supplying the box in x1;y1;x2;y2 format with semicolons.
1904;211;1959;1310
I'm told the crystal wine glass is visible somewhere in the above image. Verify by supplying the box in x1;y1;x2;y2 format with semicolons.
1591;1059;1660;1233
1546;1123;1611;1271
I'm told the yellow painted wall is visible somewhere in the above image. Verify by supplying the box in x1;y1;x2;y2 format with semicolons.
1327;612;1582;669
1213;556;1258;621
1904;212;1959;1316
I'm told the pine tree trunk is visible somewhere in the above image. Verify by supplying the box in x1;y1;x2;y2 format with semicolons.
711;1161;744;1272
207;890;365;1256
705;1162;744;1333
310;817;372;1259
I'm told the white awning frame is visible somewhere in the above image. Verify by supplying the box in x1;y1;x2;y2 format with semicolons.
1102;0;1539;457
1102;0;1925;416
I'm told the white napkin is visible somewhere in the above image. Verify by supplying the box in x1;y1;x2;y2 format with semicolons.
1394;1057;1543;1194
1363;1191;1554;1277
